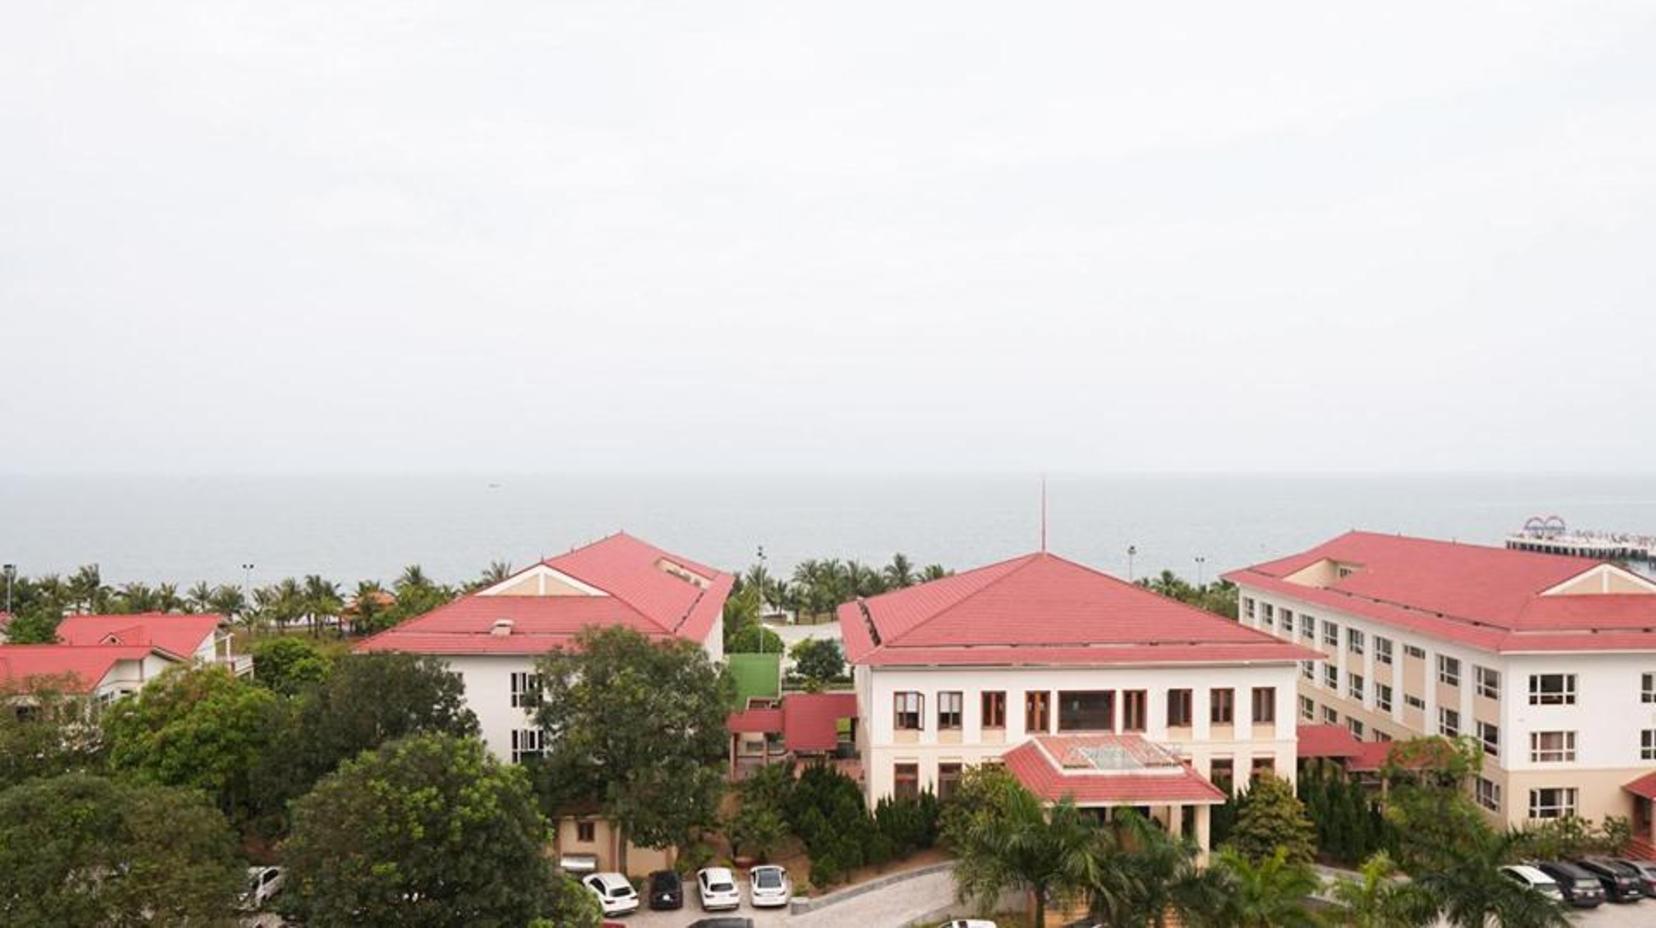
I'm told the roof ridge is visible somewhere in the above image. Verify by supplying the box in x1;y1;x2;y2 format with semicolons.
881;552;1046;649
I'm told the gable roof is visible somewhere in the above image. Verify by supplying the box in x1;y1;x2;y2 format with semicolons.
0;644;163;693
839;551;1317;667
56;613;221;657
1003;734;1227;806
1224;531;1656;654
357;532;732;656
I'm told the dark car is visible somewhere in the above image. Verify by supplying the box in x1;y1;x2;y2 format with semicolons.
686;920;755;928
1575;857;1645;902
1615;858;1656;896
646;869;682;910
1537;861;1606;907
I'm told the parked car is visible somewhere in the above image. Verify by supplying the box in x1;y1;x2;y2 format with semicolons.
747;864;791;908
1615;857;1656;896
686;919;755;928
1575;857;1645;902
239;866;285;910
942;921;1000;928
697;866;742;911
582;871;640;916
1499;864;1562;900
646;869;682;910
1536;861;1606;907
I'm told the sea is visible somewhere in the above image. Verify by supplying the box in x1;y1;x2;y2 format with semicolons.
1;473;1653;589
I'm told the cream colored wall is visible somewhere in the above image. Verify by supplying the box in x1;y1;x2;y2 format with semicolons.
555;816;673;878
1500;767;1646;828
1283;560;1339;587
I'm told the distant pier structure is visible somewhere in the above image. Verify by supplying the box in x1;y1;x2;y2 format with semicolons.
1506;515;1656;564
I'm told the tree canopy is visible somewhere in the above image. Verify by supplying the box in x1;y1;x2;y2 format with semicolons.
250;636;334;695
280;734;554;928
1224;772;1317;865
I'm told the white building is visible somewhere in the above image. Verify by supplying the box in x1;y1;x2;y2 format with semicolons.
1;612;235;706
356;532;731;875
837;549;1315;854
1227;531;1656;849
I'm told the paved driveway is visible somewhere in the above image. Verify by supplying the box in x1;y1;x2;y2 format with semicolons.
617;865;959;928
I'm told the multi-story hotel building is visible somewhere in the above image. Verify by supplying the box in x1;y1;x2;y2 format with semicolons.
838;549;1317;853
1227;531;1656;845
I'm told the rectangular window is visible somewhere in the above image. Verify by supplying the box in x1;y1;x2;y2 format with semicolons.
1324;664;1338;689
1438;707;1460;738
1405;694;1426;711
1404;644;1426;660
1376;683;1393;713
1166;689;1193;727
1210;688;1235;725
576;820;596;843
1529;731;1576;763
1437;655;1461;687
1301;615;1316;640
1209;758;1234;792
1528;674;1576;705
1477;721;1499;757
937;691;963;730
1281;611;1294;635
1250;756;1274;782
510;728;543;764
1475;666;1500;700
1528;787;1577;820
1322;705;1339;725
894;692;923;730
1643;730;1656;761
1243;597;1256;620
510;672;543;708
1121;690;1147;732
1323;622;1340;647
1375;637;1393;665
1476;777;1501;812
981;691;1006;728
1058;690;1115;731
1348;673;1365;702
1375;730;1393;742
1262;603;1275;625
1643;673;1656;704
1302;660;1315;680
1299;695;1315;721
1025;691;1050;733
1348;717;1365;739
937;763;963;801
1348;628;1365;656
1252;687;1276;724
894;763;919;800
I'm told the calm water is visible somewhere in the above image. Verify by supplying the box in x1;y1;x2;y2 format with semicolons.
1;473;1653;588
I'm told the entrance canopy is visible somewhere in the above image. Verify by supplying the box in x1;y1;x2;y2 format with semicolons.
1003;734;1225;807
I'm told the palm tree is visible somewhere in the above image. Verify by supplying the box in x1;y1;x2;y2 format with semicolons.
1415;831;1569;928
348;579;390;634
67;564;107;614
883;553;917;589
116;582;159;614
953;786;1099;928
480;560;513;585
1089;809;1225;928
185;582;213;614
155;582;182;613
396;564;431;593
1326;851;1436;928
273;577;305;633
920;563;950;582
208;584;247;623
302;574;343;636
1209;847;1321;928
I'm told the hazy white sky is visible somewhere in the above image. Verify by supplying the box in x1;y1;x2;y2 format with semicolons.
3;2;1654;475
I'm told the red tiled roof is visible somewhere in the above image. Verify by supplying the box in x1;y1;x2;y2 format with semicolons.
1003;735;1226;806
782;691;858;753
0;644;161;693
1224;532;1656;654
1624;772;1656;802
1296;724;1362;759
839;551;1317;667
725;706;784;734
1349;741;1398;773
56;613;221;658
357;533;732;656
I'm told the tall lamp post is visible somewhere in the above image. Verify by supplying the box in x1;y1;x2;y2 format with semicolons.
1127;545;1137;582
241;562;255;618
1195;555;1207;587
3;564;15;614
755;545;767;653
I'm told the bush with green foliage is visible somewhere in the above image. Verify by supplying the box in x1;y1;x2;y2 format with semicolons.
1224;773;1317;865
0;680;100;788
0;773;243;926
789;637;845;689
1298;762;1393;864
281;734;555;927
250;636;334;695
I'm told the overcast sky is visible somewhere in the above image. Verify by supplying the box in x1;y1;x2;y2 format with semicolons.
3;2;1653;476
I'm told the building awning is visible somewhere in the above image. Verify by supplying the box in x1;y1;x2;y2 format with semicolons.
1297;724;1363;759
1624;772;1656;801
781;691;858;753
1003;734;1226;807
725;706;783;735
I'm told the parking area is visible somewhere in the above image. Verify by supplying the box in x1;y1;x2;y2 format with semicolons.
1567;900;1655;927
614;864;958;927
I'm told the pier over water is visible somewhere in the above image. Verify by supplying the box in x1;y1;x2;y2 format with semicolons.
1505;515;1656;564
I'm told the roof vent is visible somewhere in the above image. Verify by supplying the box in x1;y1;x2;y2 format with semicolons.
490;618;514;637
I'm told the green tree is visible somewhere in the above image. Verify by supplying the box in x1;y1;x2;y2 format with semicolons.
950;781;1099;928
0;680;101;788
534;626;733;872
1225;773;1317;865
1383;736;1489;873
882;553;917;589
0;773;243;927
1415;830;1568;928
789;637;845;688
102;664;281;822
1326;851;1437;928
280;734;554;927
1088;809;1225;928
250;635;333;695
728;798;789;862
541;874;602;928
1209;846;1321;928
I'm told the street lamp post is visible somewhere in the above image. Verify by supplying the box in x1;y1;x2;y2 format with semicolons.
755;545;767;653
1195;556;1207;587
241;563;255;617
3;564;15;614
1127;545;1137;582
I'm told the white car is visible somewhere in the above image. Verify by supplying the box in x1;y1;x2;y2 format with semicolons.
582;871;640;916
240;866;285;910
1500;865;1563;900
697;866;742;911
941;921;999;928
748;864;791;907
